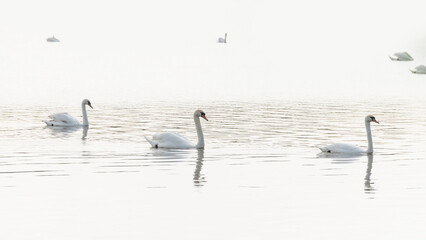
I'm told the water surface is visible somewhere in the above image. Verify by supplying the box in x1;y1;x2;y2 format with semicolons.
1;99;426;239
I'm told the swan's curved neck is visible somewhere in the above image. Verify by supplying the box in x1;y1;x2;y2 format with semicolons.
365;121;373;153
82;103;89;126
194;116;204;149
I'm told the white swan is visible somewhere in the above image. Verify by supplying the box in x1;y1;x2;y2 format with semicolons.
410;65;426;74
218;33;227;43
389;52;413;61
318;115;379;154
145;110;208;149
43;99;93;127
46;35;60;42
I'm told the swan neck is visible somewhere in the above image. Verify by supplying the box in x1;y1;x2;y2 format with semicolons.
194;116;204;148
365;121;373;153
82;103;89;126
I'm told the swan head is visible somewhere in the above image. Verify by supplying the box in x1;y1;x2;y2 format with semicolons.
82;99;93;109
194;110;208;121
365;115;379;124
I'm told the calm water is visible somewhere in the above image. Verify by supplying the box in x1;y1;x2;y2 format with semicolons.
1;98;426;239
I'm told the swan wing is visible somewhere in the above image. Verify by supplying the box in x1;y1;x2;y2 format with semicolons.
44;113;80;126
145;132;194;149
416;65;426;71
403;52;414;60
318;143;365;154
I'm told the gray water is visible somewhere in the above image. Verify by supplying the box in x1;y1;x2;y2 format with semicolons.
1;98;426;239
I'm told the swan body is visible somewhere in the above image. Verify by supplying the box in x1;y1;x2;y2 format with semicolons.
410;65;426;74
218;33;227;43
145;110;208;149
318;143;366;154
389;52;413;61
145;132;195;149
43;99;93;127
47;35;60;42
318;115;379;154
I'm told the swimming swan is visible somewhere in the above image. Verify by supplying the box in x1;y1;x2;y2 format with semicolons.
410;65;426;74
389;52;413;61
47;35;60;42
218;33;227;43
145;110;208;149
43;99;93;127
318;115;379;154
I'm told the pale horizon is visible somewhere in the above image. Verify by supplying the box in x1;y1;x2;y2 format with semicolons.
0;0;426;104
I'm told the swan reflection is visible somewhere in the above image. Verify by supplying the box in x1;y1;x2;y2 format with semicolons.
150;148;192;161
45;125;80;137
317;151;362;164
193;149;205;187
45;125;89;140
82;126;89;140
364;154;375;194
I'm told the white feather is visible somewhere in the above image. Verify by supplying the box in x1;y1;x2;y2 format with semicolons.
43;99;92;127
145;110;207;149
43;113;80;126
318;143;365;153
145;132;194;149
389;52;413;61
411;65;426;74
318;115;378;154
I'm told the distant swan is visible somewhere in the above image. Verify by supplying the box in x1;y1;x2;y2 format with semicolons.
389;52;413;61
47;35;60;42
410;65;426;74
43;99;93;127
318;115;379;154
218;33;227;43
145;110;208;149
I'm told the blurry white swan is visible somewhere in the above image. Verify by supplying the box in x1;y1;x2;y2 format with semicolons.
410;65;426;74
46;35;60;42
145;110;208;149
318;115;379;154
218;33;227;43
389;52;413;61
43;99;93;127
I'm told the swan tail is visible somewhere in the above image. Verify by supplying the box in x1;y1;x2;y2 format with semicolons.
42;120;54;126
144;136;158;148
317;145;330;153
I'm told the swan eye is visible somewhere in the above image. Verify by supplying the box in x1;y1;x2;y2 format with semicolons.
370;117;375;121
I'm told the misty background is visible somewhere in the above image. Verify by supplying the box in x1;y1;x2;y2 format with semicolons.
1;0;426;104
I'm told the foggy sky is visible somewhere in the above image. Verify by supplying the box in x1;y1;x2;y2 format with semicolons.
1;0;426;104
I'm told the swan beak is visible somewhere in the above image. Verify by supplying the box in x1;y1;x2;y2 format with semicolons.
201;115;208;121
373;119;379;124
88;103;93;109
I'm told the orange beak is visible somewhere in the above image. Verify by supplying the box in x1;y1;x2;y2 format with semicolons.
201;115;208;121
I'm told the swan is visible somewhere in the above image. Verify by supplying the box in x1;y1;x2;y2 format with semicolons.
218;33;227;43
410;65;426;74
43;99;93;127
318;115;379;154
145;110;208;149
389;52;413;61
46;35;60;42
